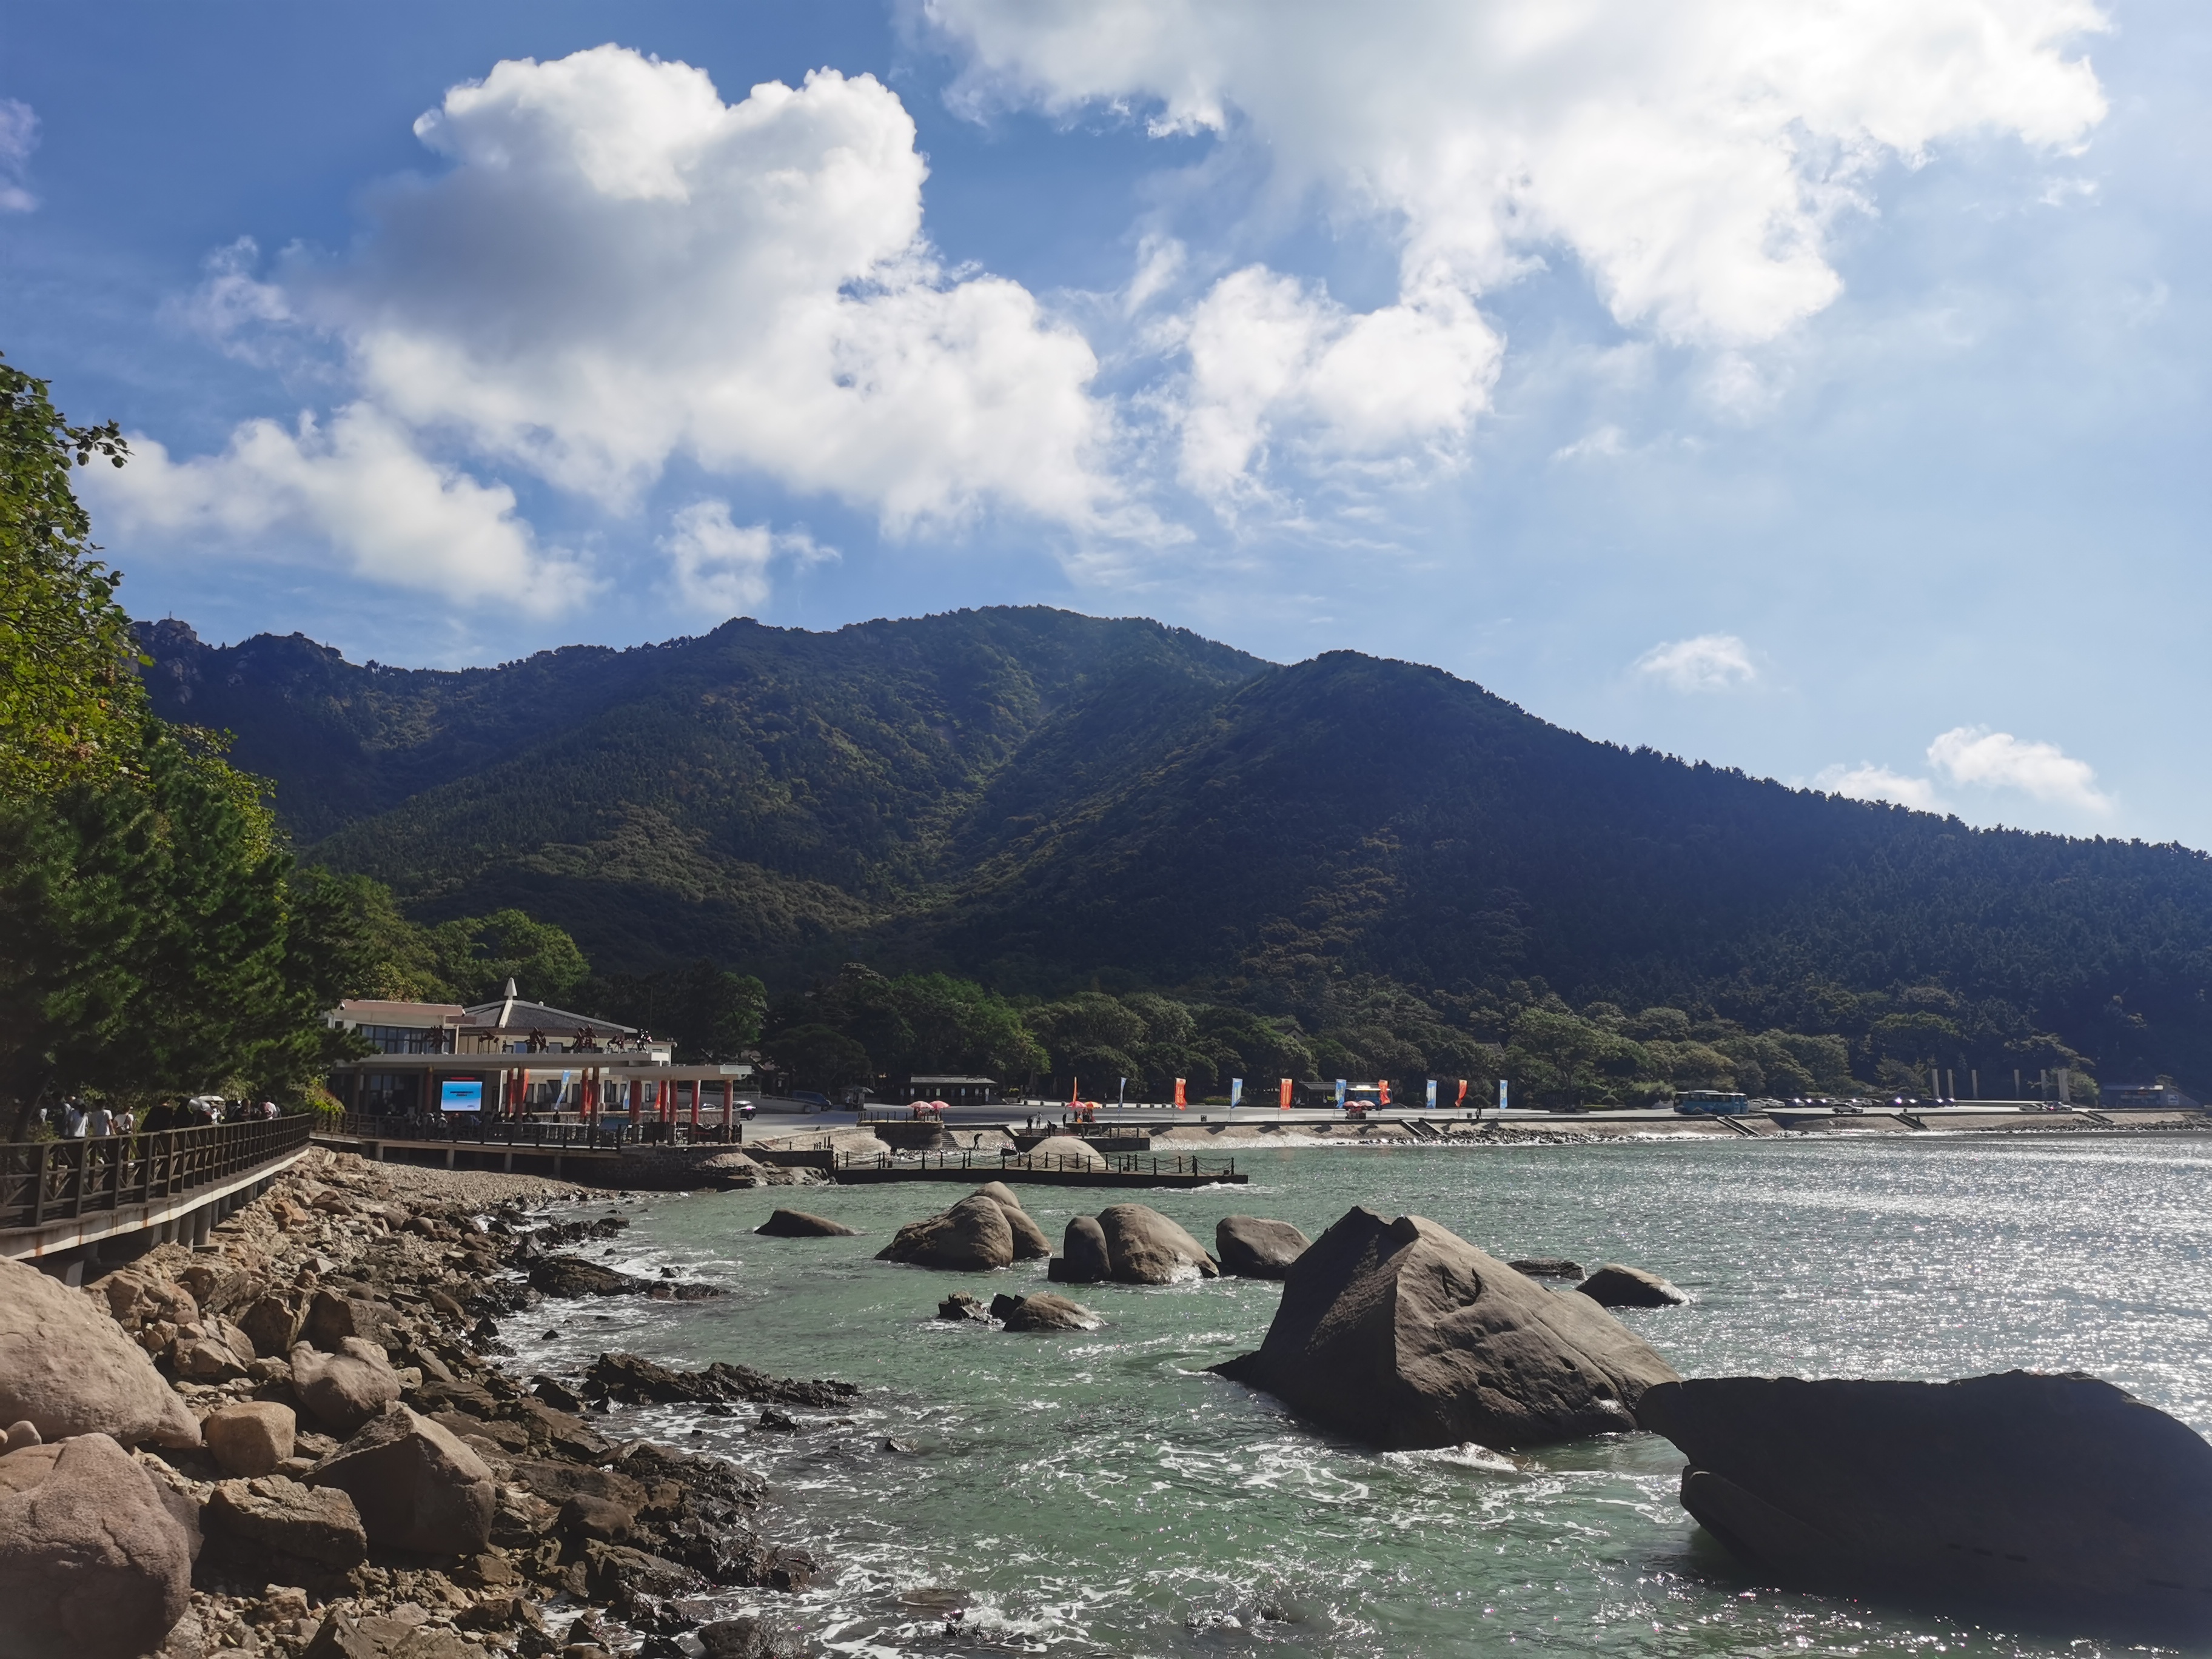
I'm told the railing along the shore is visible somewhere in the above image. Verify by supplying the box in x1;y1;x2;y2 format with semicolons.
834;1148;1239;1179
326;1111;739;1151
0;1114;313;1232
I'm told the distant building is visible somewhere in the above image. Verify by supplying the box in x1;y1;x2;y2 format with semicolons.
327;999;466;1054
2102;1084;2202;1111
898;1075;1002;1105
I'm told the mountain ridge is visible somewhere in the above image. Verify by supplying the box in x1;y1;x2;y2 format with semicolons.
135;606;2212;1090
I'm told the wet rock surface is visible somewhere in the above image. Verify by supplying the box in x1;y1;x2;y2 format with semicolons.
751;1210;857;1238
1575;1264;1688;1307
1215;1216;1310;1279
874;1194;1015;1272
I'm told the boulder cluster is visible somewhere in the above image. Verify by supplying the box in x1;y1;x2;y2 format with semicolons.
0;1150;836;1659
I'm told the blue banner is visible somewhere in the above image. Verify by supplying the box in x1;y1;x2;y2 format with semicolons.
440;1079;483;1113
1229;1078;1243;1109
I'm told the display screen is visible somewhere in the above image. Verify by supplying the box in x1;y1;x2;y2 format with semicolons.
440;1079;484;1112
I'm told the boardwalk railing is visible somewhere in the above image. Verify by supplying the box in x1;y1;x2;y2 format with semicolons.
0;1114;312;1233
839;1148;1239;1180
327;1111;668;1151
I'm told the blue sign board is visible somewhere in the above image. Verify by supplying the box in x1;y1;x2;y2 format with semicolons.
440;1079;484;1113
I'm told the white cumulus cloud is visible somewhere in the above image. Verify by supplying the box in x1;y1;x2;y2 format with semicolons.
0;99;39;212
1811;763;1943;811
89;404;592;615
930;0;2107;346
1634;633;1757;692
661;500;834;619
1927;725;2113;811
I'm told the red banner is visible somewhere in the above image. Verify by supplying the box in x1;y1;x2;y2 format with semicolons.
1174;1078;1187;1109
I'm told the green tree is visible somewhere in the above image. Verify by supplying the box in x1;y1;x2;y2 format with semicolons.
0;354;138;793
427;908;591;1006
586;960;767;1062
762;1024;873;1093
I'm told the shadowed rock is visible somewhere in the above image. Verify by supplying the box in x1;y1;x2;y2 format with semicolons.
969;1185;1051;1261
291;1339;401;1434
875;1195;1014;1272
307;1404;495;1558
1099;1204;1219;1284
1639;1372;2212;1640
1577;1264;1687;1307
1215;1216;1310;1278
1212;1206;1680;1450
206;1475;368;1569
583;1351;857;1410
1507;1258;1584;1281
1048;1216;1111;1284
0;1258;201;1449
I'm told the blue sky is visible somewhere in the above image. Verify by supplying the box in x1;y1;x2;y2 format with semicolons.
4;1;2207;843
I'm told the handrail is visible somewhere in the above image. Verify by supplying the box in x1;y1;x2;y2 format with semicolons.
0;1114;312;1233
835;1147;1239;1179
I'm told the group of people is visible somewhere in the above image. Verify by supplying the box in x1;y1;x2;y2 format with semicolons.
35;1096;283;1139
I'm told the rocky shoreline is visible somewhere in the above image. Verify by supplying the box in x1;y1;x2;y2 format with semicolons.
0;1148;851;1659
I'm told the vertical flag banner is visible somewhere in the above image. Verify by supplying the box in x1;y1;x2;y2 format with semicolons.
1456;1079;1468;1107
1279;1078;1293;1110
1229;1077;1244;1109
1379;1080;1390;1108
1500;1078;1510;1112
1070;1076;1080;1109
1335;1079;1347;1109
1174;1078;1187;1109
1118;1077;1127;1107
1426;1079;1438;1109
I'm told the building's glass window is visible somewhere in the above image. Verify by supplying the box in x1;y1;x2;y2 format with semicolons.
355;1024;450;1054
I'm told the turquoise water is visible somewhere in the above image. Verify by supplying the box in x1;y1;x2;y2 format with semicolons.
504;1134;2212;1657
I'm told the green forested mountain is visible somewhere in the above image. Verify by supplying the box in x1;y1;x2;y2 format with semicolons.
135;608;2212;1094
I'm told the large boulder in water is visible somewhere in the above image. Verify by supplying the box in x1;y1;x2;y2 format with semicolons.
0;1259;200;1450
1639;1371;2212;1637
1577;1264;1687;1307
0;1432;194;1659
1216;1216;1310;1278
988;1292;1104;1332
754;1209;858;1238
969;1184;1051;1260
875;1195;1014;1272
1048;1216;1111;1284
1099;1204;1218;1284
1212;1207;1679;1449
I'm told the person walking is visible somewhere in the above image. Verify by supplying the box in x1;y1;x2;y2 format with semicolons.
63;1099;88;1138
86;1102;113;1138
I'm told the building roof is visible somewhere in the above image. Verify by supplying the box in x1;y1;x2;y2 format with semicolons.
335;999;467;1024
463;979;642;1038
908;1074;1000;1085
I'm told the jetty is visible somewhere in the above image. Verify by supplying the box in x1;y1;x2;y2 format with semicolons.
834;1148;1244;1188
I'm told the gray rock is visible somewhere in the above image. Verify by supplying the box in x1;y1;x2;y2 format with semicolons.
0;1257;201;1449
307;1403;495;1558
0;1432;194;1659
1212;1206;1680;1450
1215;1216;1310;1278
1639;1372;2212;1639
203;1401;297;1478
988;1293;1103;1333
306;1291;401;1350
874;1195;1014;1272
753;1210;858;1238
292;1339;401;1434
695;1617;801;1659
968;1184;1051;1261
936;1294;993;1324
205;1475;368;1569
528;1256;648;1298
1017;1136;1104;1170
236;1293;302;1358
1507;1258;1584;1280
1098;1204;1219;1284
1047;1216;1111;1284
1576;1264;1688;1307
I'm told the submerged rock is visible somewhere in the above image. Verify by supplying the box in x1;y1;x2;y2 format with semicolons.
1048;1216;1111;1284
1215;1216;1310;1279
1212;1206;1680;1450
1098;1204;1218;1284
1639;1371;2212;1639
936;1294;993;1324
875;1195;1014;1272
583;1351;858;1409
753;1210;859;1238
988;1293;1103;1333
1507;1258;1584;1281
1577;1264;1687;1307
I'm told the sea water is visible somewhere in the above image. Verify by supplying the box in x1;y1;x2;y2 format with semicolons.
500;1133;2212;1657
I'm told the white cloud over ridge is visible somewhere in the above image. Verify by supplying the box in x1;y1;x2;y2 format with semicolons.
96;404;591;615
119;47;1111;612
1635;633;1757;692
1812;762;1943;811
662;500;834;620
1928;724;2112;811
931;0;2108;346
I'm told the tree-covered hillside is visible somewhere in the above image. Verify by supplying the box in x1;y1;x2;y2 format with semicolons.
136;608;2212;1094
